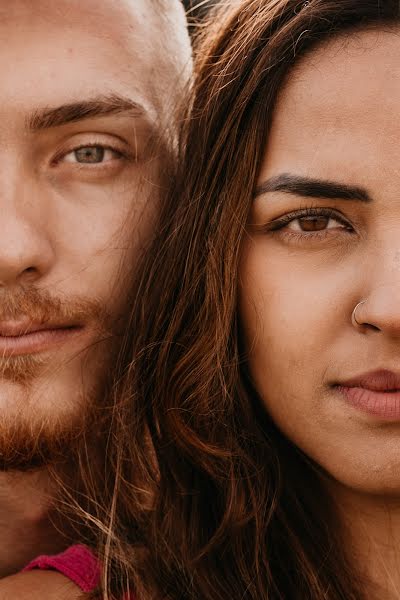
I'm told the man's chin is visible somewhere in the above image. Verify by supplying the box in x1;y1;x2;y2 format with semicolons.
0;338;115;472
0;386;98;472
0;424;77;471
0;354;46;386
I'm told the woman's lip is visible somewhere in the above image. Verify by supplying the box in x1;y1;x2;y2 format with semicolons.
336;385;400;420
0;326;83;356
339;369;400;392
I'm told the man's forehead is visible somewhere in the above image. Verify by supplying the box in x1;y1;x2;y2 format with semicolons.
0;0;191;129
0;0;167;39
0;0;190;64
0;0;190;70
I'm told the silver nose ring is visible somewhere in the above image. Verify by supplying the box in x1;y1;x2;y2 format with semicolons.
351;300;366;327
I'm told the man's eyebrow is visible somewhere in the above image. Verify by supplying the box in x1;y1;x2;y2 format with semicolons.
27;94;147;131
255;173;372;203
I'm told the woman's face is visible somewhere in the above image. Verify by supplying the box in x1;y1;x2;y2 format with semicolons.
239;28;400;494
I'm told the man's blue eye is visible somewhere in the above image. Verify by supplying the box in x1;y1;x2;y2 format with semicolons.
74;146;105;163
62;145;121;165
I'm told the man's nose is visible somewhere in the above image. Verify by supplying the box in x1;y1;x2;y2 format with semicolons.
0;202;55;288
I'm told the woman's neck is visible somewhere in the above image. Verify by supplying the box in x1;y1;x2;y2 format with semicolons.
330;480;400;600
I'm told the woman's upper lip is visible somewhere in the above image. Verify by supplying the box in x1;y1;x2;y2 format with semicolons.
338;369;400;392
0;320;76;337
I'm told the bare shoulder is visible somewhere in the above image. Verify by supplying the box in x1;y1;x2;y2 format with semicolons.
0;570;87;600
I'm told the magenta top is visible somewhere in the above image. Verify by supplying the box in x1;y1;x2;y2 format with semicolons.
23;544;135;598
23;544;101;593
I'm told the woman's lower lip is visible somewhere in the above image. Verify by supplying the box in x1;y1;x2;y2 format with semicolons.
336;385;400;420
0;327;82;356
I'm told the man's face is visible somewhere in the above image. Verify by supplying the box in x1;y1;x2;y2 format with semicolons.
0;0;190;469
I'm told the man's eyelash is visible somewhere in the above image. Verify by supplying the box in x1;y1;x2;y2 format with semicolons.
51;142;129;166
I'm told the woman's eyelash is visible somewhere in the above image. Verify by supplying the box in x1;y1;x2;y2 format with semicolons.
263;207;353;234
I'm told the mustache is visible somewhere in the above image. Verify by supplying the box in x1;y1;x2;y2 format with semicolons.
0;287;110;327
0;287;115;385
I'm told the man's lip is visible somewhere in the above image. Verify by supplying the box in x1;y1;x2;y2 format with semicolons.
0;320;77;337
0;325;84;356
337;369;400;392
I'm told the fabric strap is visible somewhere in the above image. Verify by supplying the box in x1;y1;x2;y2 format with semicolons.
23;544;101;593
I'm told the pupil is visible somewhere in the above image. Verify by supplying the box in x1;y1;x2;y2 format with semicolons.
300;216;329;231
75;146;104;163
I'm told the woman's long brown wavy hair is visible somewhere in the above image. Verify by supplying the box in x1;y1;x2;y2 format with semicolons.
91;1;400;599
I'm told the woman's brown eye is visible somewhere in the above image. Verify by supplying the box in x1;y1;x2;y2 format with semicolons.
296;216;330;231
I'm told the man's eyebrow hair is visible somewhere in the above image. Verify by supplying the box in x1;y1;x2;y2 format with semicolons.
27;94;146;131
255;173;372;203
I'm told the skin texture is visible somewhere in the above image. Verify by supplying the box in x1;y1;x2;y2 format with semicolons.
0;571;85;600
239;29;400;599
0;0;191;593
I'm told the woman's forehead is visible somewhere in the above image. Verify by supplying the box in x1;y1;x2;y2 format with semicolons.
275;28;400;127
262;28;400;181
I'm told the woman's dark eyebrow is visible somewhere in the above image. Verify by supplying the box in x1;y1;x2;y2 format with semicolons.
27;94;147;131
255;173;372;202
